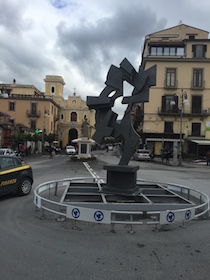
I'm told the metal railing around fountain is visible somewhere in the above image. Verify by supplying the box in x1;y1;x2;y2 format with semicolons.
34;177;209;231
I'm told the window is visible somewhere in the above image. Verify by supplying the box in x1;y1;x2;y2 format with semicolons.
192;123;201;136
163;47;169;56
61;114;64;120
165;68;176;87
149;45;185;56
31;102;37;113
192;95;202;114
71;112;77;122
9;101;15;111
30;120;36;130
51;86;55;94
193;69;203;88
162;95;178;113
164;122;173;133
192;44;206;58
177;47;184;56
51;105;53;114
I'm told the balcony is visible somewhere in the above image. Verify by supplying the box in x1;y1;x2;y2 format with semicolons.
187;130;206;137
54;114;59;122
158;107;210;119
158;107;179;116
191;80;205;90
26;110;41;118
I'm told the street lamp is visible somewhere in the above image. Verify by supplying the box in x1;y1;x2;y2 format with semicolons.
171;89;189;166
42;108;49;154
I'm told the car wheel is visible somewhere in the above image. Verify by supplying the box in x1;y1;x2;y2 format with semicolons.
17;178;32;196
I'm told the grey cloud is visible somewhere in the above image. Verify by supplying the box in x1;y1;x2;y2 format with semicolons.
56;3;166;89
0;1;31;34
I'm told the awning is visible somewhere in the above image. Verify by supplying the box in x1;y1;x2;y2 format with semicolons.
190;139;210;145
146;138;181;142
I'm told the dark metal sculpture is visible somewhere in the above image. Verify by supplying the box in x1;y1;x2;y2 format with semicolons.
87;58;156;166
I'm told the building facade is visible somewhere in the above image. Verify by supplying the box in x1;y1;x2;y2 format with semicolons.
140;24;210;157
0;76;95;149
44;75;95;149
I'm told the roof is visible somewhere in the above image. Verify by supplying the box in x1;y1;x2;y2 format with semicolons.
148;24;209;37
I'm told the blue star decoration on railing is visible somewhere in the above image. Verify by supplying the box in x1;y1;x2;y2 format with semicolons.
166;211;175;223
72;208;80;219
185;210;191;220
94;211;104;222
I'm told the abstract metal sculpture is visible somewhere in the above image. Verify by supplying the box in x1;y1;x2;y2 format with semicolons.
87;58;156;165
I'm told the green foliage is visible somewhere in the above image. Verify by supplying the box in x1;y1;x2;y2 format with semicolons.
45;133;56;144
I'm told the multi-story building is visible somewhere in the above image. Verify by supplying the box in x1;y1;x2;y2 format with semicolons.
140;24;210;158
0;80;60;145
0;76;95;149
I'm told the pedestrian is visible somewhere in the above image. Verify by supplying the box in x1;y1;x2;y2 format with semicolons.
49;144;54;158
206;150;210;166
165;150;170;164
21;144;25;157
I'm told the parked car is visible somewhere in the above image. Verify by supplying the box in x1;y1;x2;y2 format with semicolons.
0;155;33;196
65;145;76;155
134;149;151;161
0;148;16;156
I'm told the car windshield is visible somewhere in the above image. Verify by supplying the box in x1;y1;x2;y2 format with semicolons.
141;151;149;154
67;146;74;149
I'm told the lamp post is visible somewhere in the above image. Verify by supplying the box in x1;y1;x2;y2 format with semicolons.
178;89;189;166
42;108;49;155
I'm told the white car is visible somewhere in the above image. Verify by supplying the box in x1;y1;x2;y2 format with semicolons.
0;148;16;156
65;145;76;155
134;149;151;161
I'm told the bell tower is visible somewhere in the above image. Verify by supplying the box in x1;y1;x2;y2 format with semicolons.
44;75;65;98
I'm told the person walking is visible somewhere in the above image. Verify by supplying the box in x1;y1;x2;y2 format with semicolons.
49;144;54;158
206;150;210;166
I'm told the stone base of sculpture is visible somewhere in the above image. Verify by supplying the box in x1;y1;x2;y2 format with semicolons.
103;165;139;194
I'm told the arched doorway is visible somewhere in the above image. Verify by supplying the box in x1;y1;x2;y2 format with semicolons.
68;128;78;144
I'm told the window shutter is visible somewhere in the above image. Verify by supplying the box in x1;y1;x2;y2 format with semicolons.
162;96;166;112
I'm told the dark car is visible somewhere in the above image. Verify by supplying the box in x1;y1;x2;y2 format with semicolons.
45;145;61;154
0;155;33;196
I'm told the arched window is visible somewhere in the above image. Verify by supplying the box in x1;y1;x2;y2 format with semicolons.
51;86;55;94
61;114;64;120
71;112;77;122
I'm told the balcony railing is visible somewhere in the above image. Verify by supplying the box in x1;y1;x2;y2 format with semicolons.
164;80;178;89
158;107;210;118
187;130;206;137
158;107;179;116
54;114;59;122
26;110;41;118
191;80;205;90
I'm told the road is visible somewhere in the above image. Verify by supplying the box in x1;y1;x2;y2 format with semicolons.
0;151;210;280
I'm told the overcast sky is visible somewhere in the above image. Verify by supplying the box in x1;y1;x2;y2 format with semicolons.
1;0;210;106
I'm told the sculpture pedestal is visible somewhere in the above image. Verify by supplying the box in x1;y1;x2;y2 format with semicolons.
103;165;139;194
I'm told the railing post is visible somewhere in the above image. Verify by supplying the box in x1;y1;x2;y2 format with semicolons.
54;181;58;196
111;213;116;233
72;220;78;230
128;214;135;234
